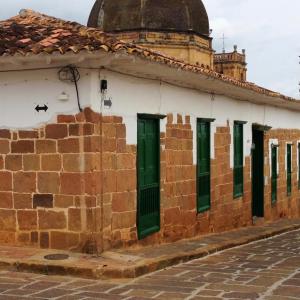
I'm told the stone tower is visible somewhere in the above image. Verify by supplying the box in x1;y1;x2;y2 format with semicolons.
88;0;214;69
214;46;247;81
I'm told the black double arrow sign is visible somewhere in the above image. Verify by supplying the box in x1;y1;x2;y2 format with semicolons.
35;104;49;112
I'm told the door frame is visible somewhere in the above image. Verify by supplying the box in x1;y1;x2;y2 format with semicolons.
196;118;215;213
136;114;165;240
251;125;266;218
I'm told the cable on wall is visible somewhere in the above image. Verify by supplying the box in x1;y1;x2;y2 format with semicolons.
58;65;82;112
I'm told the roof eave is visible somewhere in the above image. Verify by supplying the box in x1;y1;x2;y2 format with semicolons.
0;51;299;111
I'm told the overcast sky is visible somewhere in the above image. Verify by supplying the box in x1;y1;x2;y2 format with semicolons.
1;0;300;98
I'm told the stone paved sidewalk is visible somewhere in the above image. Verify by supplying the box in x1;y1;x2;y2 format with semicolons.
0;218;300;280
0;227;300;299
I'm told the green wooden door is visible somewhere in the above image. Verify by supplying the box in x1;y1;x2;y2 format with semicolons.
197;121;211;213
287;144;292;196
234;123;244;198
137;117;160;239
271;146;277;203
252;128;264;217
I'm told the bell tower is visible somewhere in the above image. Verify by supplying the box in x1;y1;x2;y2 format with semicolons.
214;45;247;81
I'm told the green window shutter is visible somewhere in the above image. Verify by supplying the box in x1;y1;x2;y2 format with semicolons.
197;120;211;213
271;146;278;203
287;144;292;196
233;122;244;198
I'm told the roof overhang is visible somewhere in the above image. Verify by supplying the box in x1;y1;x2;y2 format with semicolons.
0;51;299;112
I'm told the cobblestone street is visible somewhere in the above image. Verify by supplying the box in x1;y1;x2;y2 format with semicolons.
0;229;299;300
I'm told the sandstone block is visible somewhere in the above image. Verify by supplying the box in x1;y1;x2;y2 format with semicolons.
84;136;101;152
84;172;101;195
17;210;37;230
41;154;61;171
103;170;117;193
83;123;94;135
0;209;16;231
13;172;36;193
31;231;38;243
54;195;74;208
11;140;34;153
0;129;11;139
5;155;22;171
17;232;30;244
0;140;10;154
57;115;76;123
62;154;81;172
117;139;127;153
50;231;79;250
40;232;49;248
0;192;13;209
103;152;116;170
19;130;38;139
83;107;100;123
116;124;126;138
60;173;82;195
68;208;82;232
36;140;56;153
13;193;32;209
69;124;80;136
38;172;60;194
112;211;136;230
45;124;68;139
164;207;181;225
33;194;53;208
112;192;136;212
0;171;12;191
117;169;136;192
58;138;80;153
38;210;66;230
23;154;40;171
116;153;136;170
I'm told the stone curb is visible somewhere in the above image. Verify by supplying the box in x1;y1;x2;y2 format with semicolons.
1;222;300;280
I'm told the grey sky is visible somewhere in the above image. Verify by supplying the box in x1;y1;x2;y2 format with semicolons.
1;0;299;98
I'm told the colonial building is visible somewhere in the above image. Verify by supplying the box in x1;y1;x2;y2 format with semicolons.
0;1;299;253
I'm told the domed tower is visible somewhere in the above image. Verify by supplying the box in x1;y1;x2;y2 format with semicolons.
88;0;214;68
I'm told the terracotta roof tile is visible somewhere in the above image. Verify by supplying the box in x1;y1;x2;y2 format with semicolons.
0;9;297;102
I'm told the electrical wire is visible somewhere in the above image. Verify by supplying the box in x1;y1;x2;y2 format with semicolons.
58;65;82;112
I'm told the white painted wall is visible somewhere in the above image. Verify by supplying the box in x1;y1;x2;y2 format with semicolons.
2;67;300;167
94;70;300;166
0;69;93;129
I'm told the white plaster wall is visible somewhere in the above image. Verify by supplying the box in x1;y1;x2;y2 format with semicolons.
92;70;300;166
0;69;93;129
2;67;300;168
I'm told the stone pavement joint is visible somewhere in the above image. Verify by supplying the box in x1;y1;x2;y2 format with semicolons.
0;218;299;280
0;222;299;300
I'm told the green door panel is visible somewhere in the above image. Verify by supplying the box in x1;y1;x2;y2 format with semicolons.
197;121;211;213
234;123;244;198
252;129;264;217
287;144;292;196
137;117;160;239
271;146;277;203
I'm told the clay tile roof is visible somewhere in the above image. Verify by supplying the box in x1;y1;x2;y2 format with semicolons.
0;9;297;102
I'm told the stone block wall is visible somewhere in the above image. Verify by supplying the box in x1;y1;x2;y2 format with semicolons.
1;108;300;253
264;129;300;221
0;108;103;251
195;124;252;234
162;114;196;241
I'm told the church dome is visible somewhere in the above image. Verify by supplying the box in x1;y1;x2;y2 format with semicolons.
87;0;210;36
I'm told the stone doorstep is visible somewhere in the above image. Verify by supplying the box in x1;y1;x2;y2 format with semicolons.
0;219;300;280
